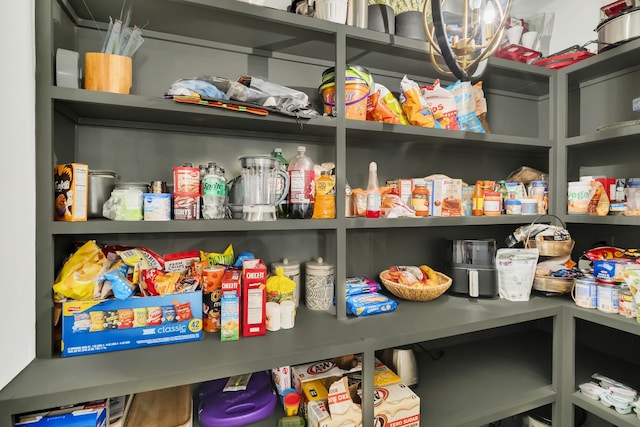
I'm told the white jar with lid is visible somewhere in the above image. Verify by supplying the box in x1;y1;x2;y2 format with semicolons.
104;182;149;220
305;257;334;311
271;258;301;307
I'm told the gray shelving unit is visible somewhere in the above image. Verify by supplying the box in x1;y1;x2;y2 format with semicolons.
2;0;640;425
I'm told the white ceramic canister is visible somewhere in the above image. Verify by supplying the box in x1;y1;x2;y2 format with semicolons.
597;283;620;314
574;278;597;309
271;259;301;307
305;257;334;311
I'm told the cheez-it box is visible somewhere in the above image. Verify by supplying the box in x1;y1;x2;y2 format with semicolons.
242;259;267;337
221;270;241;341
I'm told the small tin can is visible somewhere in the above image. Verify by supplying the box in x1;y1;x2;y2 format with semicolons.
597;283;620;314
619;287;636;318
574;278;597;309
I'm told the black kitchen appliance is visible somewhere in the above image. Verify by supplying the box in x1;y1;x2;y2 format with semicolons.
448;239;498;298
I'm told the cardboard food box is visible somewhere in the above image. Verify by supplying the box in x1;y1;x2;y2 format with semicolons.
61;291;203;357
325;377;421;427
431;178;462;217
221;270;241;341
373;358;402;386
241;259;267;337
301;379;329;418
292;356;362;394
386;179;413;205
16;400;107;426
54;163;88;222
307;400;332;427
271;366;292;397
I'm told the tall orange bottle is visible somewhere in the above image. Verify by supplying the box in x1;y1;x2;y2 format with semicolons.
471;180;484;216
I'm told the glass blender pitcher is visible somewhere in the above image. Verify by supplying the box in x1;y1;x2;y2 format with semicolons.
239;155;289;221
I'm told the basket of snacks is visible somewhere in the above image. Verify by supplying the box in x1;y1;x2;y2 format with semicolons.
379;265;452;301
533;275;576;294
524;214;574;257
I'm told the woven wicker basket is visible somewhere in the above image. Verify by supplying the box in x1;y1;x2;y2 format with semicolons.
379;270;452;301
524;214;574;257
533;275;576;294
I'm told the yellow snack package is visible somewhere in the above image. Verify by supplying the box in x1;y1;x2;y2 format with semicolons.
377;83;410;125
266;267;296;303
399;75;436;128
53;240;111;301
201;244;235;267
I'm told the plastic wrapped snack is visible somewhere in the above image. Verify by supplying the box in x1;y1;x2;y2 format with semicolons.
447;80;485;133
399;75;437;128
53;240;111;301
420;79;460;130
346;292;398;317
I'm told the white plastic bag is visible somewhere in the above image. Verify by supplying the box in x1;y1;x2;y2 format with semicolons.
496;248;539;301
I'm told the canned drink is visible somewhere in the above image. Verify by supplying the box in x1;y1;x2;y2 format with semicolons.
619;288;635;318
597;283;620;314
150;180;167;194
574;278;597;309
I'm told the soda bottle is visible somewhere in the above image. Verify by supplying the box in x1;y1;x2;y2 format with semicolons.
202;165;227;219
288;146;315;219
365;161;381;218
272;148;289;219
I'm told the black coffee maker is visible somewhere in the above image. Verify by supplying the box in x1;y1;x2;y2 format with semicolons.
448;239;498;298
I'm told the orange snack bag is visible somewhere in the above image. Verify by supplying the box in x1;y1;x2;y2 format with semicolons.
399;75;436;128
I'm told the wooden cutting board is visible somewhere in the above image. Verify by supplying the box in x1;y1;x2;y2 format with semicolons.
124;385;192;427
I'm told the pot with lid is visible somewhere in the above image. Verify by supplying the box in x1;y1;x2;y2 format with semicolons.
596;5;640;52
88;170;118;218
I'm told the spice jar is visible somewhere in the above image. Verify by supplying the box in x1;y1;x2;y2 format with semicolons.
483;191;501;216
411;184;430;216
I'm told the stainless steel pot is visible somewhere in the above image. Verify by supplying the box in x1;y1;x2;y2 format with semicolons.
596;6;640;52
88;170;117;218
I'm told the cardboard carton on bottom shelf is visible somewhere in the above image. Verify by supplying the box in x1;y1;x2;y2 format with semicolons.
61;291;203;357
16;400;107;427
306;376;420;427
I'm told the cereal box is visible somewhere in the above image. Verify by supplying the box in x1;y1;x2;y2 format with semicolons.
221;270;241;341
61;291;202;357
242;259;267;337
431;178;462;217
54;163;88;222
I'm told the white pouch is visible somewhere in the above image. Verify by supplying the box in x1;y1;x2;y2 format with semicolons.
496;248;539;301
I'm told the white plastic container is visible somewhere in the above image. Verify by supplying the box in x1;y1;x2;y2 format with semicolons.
567;181;592;214
316;0;348;24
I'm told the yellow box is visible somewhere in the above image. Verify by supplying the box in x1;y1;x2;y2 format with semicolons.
373;359;402;386
54;163;88;222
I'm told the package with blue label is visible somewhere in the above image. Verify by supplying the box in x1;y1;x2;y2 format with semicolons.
345;276;381;296
61;290;203;357
346;292;398;317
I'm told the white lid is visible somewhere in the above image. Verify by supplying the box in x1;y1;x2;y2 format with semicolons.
306;257;334;272
369;161;377;171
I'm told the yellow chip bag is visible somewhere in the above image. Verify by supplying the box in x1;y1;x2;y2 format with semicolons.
399;75;436;128
266;267;296;303
53;240;111;301
201;243;235;267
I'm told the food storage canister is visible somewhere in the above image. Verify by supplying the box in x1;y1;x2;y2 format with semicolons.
271;259;301;307
88;170;117;218
305;257;334;311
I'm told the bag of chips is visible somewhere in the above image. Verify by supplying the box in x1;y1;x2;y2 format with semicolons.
53;240;111;301
399;75;437;128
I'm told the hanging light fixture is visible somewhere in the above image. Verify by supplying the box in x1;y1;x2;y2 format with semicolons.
423;0;513;81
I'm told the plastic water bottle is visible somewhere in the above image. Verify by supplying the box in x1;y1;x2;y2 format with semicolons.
202;165;227;219
288;146;315;219
272;148;289;219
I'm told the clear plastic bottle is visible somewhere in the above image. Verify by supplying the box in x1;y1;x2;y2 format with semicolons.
288;146;315;219
365;161;381;218
272;148;290;219
202;165;227;219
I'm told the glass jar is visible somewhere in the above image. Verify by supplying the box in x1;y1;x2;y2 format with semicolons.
505;199;522;215
483;191;501;216
106;182;149;220
411;184;430;216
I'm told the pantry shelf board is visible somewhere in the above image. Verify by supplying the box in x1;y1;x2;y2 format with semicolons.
572;393;638;427
563;125;640;147
346;215;543;229
563;37;640;85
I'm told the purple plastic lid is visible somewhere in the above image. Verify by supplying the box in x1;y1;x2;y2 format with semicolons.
198;371;277;427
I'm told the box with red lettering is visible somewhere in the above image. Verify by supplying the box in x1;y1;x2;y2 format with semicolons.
241;259;267;337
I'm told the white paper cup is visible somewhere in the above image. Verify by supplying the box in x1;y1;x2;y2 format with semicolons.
280;300;296;329
522;31;538;49
506;25;523;45
266;302;281;331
